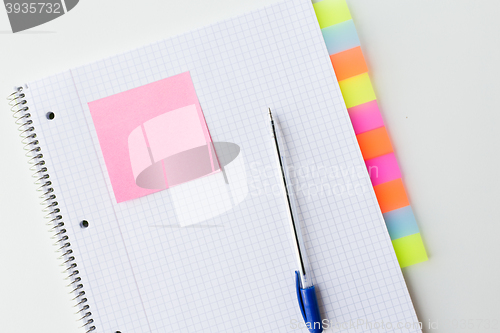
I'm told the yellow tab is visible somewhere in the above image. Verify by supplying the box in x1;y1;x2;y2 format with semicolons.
392;233;428;268
339;73;376;108
313;0;352;29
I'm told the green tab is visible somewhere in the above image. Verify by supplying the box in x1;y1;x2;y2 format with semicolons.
392;233;428;268
313;0;352;29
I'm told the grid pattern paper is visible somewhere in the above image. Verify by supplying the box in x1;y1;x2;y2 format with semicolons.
22;0;421;332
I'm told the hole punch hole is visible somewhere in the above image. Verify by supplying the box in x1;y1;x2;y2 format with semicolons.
115;331;122;333
80;220;89;228
46;112;55;120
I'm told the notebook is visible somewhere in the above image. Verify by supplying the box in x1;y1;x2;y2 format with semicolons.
7;0;422;332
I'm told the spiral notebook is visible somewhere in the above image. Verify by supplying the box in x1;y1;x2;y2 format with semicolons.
7;0;422;332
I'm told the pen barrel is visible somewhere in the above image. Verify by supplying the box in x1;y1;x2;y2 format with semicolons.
269;114;314;289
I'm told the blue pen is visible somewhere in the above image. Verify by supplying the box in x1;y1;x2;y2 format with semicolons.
268;109;323;333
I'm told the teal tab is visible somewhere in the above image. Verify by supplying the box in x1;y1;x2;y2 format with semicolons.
321;19;360;55
383;206;420;240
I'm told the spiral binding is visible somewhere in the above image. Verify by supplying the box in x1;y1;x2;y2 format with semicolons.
7;87;96;333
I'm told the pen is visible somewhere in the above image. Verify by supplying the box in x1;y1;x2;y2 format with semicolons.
268;109;323;333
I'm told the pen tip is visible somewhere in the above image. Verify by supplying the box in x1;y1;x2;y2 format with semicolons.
268;108;273;120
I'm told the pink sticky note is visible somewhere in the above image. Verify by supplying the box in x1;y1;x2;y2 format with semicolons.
365;153;401;186
88;72;219;203
144;105;207;162
347;100;384;135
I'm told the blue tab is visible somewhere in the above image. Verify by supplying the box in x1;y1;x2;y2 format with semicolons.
383;206;420;240
321;19;360;55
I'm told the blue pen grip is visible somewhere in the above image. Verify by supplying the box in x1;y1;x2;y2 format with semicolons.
300;287;323;333
295;271;323;333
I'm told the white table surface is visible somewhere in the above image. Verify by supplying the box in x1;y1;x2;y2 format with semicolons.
1;0;499;332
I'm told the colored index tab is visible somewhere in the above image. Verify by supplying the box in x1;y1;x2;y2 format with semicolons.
365;153;401;186
383;205;420;240
339;73;376;108
373;178;409;213
321;20;360;55
392;233;428;267
313;0;352;29
347;100;384;135
330;46;368;81
313;0;427;267
356;127;393;161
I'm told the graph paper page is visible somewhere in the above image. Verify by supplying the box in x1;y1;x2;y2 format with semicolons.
23;0;421;332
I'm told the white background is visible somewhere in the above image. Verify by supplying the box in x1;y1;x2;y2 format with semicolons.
0;0;499;332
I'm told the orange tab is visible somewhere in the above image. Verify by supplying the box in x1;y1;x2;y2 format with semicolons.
373;178;409;213
330;46;368;81
356;127;393;160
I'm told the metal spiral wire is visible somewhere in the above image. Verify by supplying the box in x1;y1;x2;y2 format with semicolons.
7;87;96;333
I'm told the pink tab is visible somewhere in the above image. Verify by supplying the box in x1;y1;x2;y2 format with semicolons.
365;153;401;186
347;100;384;134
